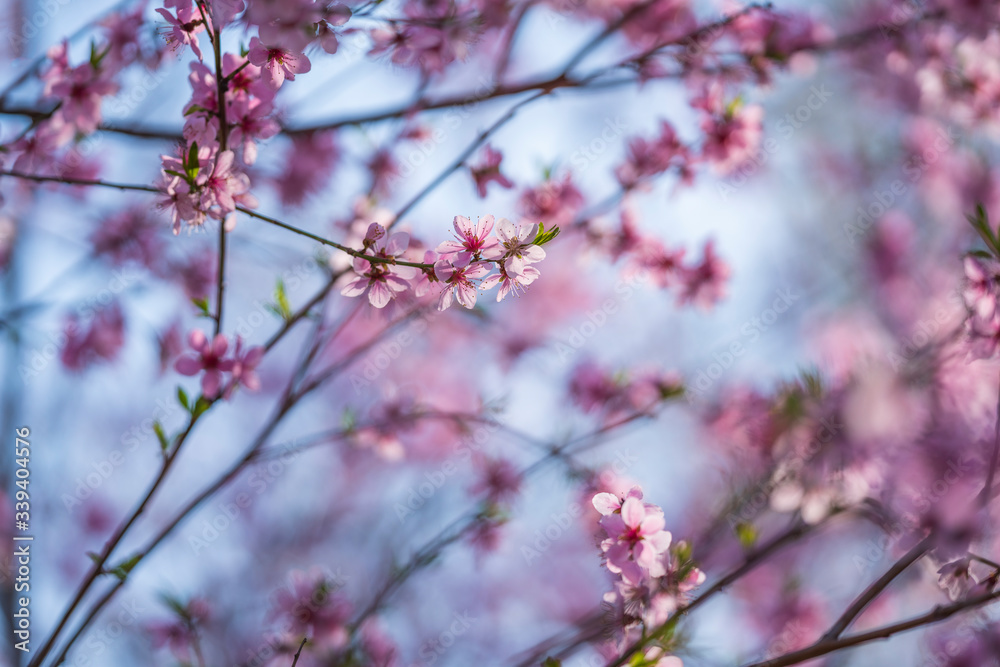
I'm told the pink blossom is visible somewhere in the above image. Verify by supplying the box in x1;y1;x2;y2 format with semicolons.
228;96;280;165
615;121;689;188
174;330;234;398
273;131;339;206
197;150;250;220
469;458;523;504
340;223;416;308
225;337;264;398
60;302;126;371
247;31;311;90
480;264;540;301
91;207;164;272
598;495;672;585
272;569;351;651
436;214;502;264
593;486;646;516
695;86;764;174
434;255;490;310
469;145;514;198
156;6;208;60
316;4;352;54
48;63;117;134
678;241;730;309
495;218;545;277
519;175;584;227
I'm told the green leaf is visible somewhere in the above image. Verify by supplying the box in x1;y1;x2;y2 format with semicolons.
735;521;758;549
153;420;169;451
192;298;211;317
966;203;1000;258
533;222;561;246
86;551;102;565
89;40;106;70
341;407;357;432
159;593;189;619
185;142;200;181
108;554;142;581
192;396;211;418
184;104;208;117
274;279;291;320
177;387;190;411
542;659;562;667
725;95;744;118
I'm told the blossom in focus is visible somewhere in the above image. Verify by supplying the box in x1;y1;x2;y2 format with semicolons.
248;28;312;90
596;493;672;585
340;223;417;308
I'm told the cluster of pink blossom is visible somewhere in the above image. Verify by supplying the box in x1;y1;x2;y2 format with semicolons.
340;216;556;311
615;121;692;190
593;206;731;309
6;7;163;175
368;2;482;74
154;0;356;232
692;83;764;175
60;302;126;371
174;329;263;398
592;486;703;664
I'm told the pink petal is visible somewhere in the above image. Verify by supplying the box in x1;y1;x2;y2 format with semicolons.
456;281;477;308
202;370;222;397
175;356;202;376
341;276;370;297
386;232;409;256
476;214;495;238
211;334;229;357
592;493;621;516
188;329;207;352
639;514;665;536
437;287;454;311
453;215;473;237
384;273;411;294
621;497;645;528
368;281;392;308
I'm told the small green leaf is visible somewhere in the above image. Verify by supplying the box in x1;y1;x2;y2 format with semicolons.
184;104;208;117
542;659;562;667
192;396;211;418
725;95;744;118
192;298;211;317
153;421;169;451
185;142;200;181
86;552;102;565
966;203;1000;258
108;554;142;581
533;223;561;246
89;40;107;70
159;593;189;619
274;279;291;320
177;387;190;411
341;407;357;432
735;521;758;549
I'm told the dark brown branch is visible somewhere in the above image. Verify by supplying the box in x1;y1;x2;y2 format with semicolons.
742;588;1000;667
